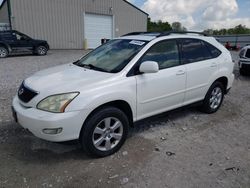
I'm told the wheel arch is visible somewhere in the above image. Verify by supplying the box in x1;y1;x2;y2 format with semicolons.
214;76;228;92
79;100;134;138
0;43;11;52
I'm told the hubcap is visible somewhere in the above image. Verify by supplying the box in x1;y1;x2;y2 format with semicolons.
0;49;7;57
38;47;46;55
92;117;123;151
209;87;222;110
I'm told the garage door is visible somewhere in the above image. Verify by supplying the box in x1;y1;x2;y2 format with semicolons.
85;13;113;49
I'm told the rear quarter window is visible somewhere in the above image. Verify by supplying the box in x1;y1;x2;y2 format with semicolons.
204;42;222;58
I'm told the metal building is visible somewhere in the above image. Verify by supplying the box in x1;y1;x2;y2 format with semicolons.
0;0;148;49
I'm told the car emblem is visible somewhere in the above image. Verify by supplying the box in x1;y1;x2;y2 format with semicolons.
18;88;24;95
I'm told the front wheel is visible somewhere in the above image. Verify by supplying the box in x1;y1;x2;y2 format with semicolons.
80;107;129;157
35;46;48;56
0;47;8;58
201;82;225;114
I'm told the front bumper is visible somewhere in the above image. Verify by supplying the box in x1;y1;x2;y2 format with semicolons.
239;59;250;70
12;96;87;142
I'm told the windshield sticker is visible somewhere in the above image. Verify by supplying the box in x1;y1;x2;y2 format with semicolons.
129;40;145;46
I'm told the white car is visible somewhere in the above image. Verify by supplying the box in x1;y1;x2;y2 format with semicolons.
12;31;235;157
239;45;250;75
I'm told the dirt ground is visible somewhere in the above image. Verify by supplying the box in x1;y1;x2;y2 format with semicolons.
0;51;249;188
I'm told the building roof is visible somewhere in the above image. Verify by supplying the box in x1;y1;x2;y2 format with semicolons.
123;0;148;16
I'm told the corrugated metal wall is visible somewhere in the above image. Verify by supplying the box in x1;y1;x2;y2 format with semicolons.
0;1;9;23
10;0;147;49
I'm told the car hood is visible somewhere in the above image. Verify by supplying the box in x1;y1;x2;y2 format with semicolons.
24;63;115;94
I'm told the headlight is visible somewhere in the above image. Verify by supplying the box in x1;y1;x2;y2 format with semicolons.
37;92;79;113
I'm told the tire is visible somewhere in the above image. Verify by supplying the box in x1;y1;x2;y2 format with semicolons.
80;107;129;157
35;46;48;56
0;46;8;58
200;82;225;114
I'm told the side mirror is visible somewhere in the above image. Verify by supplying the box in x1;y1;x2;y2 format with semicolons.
139;61;159;74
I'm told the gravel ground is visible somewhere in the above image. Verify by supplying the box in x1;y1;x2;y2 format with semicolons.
0;51;250;188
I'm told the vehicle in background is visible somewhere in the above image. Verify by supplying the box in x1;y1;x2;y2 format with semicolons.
0;30;49;58
239;45;250;75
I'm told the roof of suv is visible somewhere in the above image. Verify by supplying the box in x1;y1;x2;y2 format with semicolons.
119;31;209;41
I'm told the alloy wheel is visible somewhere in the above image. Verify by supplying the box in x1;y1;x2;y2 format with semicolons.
92;117;123;152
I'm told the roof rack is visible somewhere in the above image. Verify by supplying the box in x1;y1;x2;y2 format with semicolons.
122;31;208;37
158;31;208;37
122;32;161;36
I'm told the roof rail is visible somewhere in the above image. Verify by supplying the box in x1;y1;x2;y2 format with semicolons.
122;32;161;36
157;31;208;37
122;31;208;37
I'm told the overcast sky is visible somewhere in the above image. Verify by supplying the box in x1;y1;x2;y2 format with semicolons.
128;0;250;30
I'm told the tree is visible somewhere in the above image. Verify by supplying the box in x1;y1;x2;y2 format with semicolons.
171;22;187;31
204;25;250;35
147;18;172;32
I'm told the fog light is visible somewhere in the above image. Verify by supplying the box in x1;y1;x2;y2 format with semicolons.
42;128;63;135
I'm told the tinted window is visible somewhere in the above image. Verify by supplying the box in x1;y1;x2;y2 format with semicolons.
140;40;180;70
246;49;250;58
205;42;222;58
0;32;16;40
181;39;212;63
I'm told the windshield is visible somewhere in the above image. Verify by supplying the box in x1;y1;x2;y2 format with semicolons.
74;39;148;73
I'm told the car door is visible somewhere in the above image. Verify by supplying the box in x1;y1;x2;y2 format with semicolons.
180;38;219;105
135;39;186;120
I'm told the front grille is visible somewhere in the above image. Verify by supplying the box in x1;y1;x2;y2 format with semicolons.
18;82;38;103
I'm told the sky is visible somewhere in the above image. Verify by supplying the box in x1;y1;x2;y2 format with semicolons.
128;0;250;31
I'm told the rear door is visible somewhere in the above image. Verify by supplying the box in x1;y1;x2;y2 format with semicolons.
136;39;186;120
180;38;219;105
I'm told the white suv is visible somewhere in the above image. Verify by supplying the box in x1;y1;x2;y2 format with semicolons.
12;31;234;157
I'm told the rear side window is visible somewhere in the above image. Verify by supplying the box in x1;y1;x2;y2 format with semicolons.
0;32;16;40
181;39;212;64
140;40;180;70
246;49;250;58
204;42;222;58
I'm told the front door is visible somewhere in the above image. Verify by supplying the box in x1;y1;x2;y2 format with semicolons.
136;39;186;120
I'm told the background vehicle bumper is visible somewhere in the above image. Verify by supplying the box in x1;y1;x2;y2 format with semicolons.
12;96;86;142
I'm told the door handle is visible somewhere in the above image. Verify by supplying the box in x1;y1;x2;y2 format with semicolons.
210;63;217;67
176;70;185;75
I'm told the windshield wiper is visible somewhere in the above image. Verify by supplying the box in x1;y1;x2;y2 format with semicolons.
77;63;110;73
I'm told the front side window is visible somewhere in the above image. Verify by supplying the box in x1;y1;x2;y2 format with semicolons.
140;40;180;70
181;39;213;63
74;39;148;73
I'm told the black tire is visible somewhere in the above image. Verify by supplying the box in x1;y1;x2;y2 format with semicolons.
0;46;9;58
200;82;225;114
35;45;48;56
80;107;129;158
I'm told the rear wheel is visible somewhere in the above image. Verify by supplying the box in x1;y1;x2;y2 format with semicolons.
80;107;129;157
0;47;8;58
35;46;48;56
201;82;225;114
